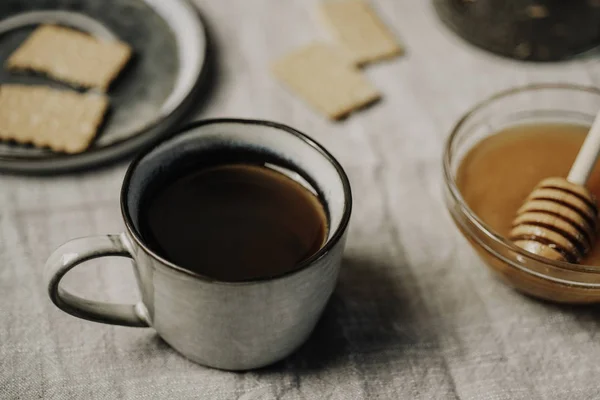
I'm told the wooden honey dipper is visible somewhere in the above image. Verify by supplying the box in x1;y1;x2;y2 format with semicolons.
510;119;600;263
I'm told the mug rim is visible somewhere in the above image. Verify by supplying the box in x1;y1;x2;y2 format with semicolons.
120;118;353;284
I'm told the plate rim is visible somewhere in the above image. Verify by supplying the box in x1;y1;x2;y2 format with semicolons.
0;0;207;175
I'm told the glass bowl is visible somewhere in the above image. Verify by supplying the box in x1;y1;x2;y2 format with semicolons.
443;84;600;303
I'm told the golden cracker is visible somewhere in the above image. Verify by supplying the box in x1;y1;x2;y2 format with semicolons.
0;85;109;153
272;43;381;119
6;25;132;91
319;0;403;65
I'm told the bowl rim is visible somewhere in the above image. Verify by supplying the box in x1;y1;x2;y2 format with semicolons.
443;83;600;275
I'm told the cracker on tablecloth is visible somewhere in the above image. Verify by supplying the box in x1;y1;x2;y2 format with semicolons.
6;24;132;91
319;0;403;65
0;84;109;153
272;43;380;119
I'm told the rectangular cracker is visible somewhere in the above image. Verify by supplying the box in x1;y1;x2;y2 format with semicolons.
319;0;403;65
6;24;132;91
0;85;109;153
272;43;380;119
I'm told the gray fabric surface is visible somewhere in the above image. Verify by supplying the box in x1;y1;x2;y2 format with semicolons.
4;0;600;398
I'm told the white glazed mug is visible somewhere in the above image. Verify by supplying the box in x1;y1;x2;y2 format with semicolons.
44;119;352;370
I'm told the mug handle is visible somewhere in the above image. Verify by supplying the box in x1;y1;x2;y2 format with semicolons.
44;233;150;327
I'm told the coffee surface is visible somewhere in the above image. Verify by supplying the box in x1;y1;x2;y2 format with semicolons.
456;123;600;265
141;164;328;281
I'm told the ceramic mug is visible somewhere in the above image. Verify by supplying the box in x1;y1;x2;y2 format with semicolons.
44;119;352;370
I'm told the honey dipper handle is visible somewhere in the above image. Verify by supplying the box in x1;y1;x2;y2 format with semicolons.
567;115;600;186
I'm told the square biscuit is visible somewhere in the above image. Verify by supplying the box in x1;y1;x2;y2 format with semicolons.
272;43;381;119
6;24;132;91
319;0;403;65
0;85;109;153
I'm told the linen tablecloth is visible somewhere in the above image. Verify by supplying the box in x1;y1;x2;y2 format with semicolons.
3;0;600;398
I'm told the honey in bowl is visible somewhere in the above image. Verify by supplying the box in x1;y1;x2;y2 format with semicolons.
456;123;600;266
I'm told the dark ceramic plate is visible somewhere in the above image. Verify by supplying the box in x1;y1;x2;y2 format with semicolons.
0;0;206;174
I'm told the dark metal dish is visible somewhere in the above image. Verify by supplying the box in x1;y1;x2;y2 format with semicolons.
434;0;600;61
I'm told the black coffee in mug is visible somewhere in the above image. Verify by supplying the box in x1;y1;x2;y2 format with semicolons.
139;156;328;282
